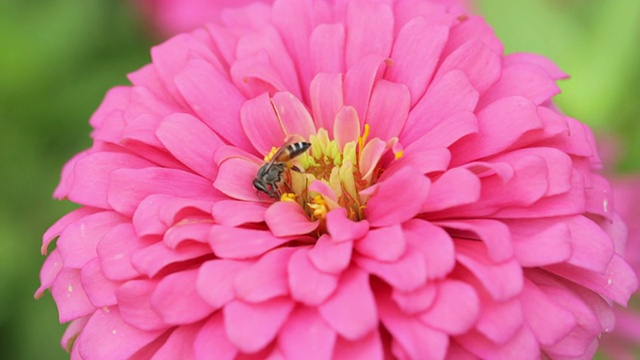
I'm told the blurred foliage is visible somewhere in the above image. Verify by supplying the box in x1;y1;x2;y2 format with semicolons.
0;0;637;359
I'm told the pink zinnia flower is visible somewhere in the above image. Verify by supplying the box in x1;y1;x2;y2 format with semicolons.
39;0;637;359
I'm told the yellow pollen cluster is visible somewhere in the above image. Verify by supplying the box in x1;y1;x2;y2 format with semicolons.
308;195;329;219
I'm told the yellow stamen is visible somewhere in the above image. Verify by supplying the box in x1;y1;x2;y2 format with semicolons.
394;150;404;159
280;193;297;202
308;195;329;219
358;124;371;154
264;146;279;162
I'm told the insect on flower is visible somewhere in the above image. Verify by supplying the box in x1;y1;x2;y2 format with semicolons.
253;140;311;199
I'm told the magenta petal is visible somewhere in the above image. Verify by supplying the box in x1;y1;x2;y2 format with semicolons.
240;92;288;155
343;55;388;121
436;37;501;94
456;241;524;301
355;225;406;262
197;259;250;309
377;288;449;360
224;297;295;353
156;113;223;180
61;316;89;352
355;250;427;292
458;327;539;360
364;166;430;227
163;221;212;249
326;207;369;243
115;279;166;331
318;267;378;340
131;241;211;278
132;194;213;237
435;219;513;263
311;73;344;136
174;59;251;149
509;220;572;267
309;22;346;74
391;283;437;315
36;250;63;298
77;308;163;360
209;225;291;259
420;280;480;335
194;312;238;360
278;306;337;360
308;234;354;274
151;269;214;325
234;247;295;303
288;248;339;306
214;156;261;201
265;201;319;237
272;91;316;139
403;219;455;280
98;223;149;281
474;296;523;344
212;200;267;227
51;268;95;323
42;207;99;255
386;18;448;106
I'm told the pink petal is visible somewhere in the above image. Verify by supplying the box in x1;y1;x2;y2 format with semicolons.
520;279;576;346
51;268;95;323
355;225;406;262
325;207;370;243
230;51;288;98
474;296;523;344
436;37;501;94
333;105;360;151
332;330;383;360
478;62;561;109
404;110;478;152
345;0;393;69
151;269;214;325
455;241;524;301
61;316;89;352
419;280;480;335
288;248;339;306
355;250;427;292
174;59;251;150
151;323;200;360
209;225;292;259
278;306;337;360
197;259;250;309
66;152;152;210
163;221;212;249
272;91;316;139
57;211;126;269
504;53;568;80
401;69;478;146
194;313;238;360
507;219;572;267
318;267;378;340
343;55;388;122
391;283;438;315
214;156;262;201
562;216;614;272
108;167;220;216
403;219;455;280
132;194;213;237
80;258;118;307
36;249;63;299
308;234;354;274
156;113;223;180
457;327;539;360
435;219;513;262
449;96;543;165
365;80;410;141
240;92;288;155
384;148;451;180
386;18;449;105
42;207;99;255
131;241;211;278
443;16;504;58
234;247;296;303
310;23;346;74
224;297;295;353
115;279;167;331
212;200;268;227
310;73;344;137
376;288;449;360
364;166;430;227
265;201;319;237
77;307;164;360
545;254;638;306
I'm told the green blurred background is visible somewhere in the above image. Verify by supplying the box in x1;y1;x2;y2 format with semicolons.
0;0;637;359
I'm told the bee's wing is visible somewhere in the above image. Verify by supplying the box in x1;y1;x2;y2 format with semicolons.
262;143;289;173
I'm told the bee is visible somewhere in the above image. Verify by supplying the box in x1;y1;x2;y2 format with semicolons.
253;141;311;199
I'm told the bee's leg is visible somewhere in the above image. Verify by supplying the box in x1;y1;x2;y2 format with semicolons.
290;165;304;173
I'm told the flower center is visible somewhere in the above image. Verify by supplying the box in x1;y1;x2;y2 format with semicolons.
274;125;401;222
